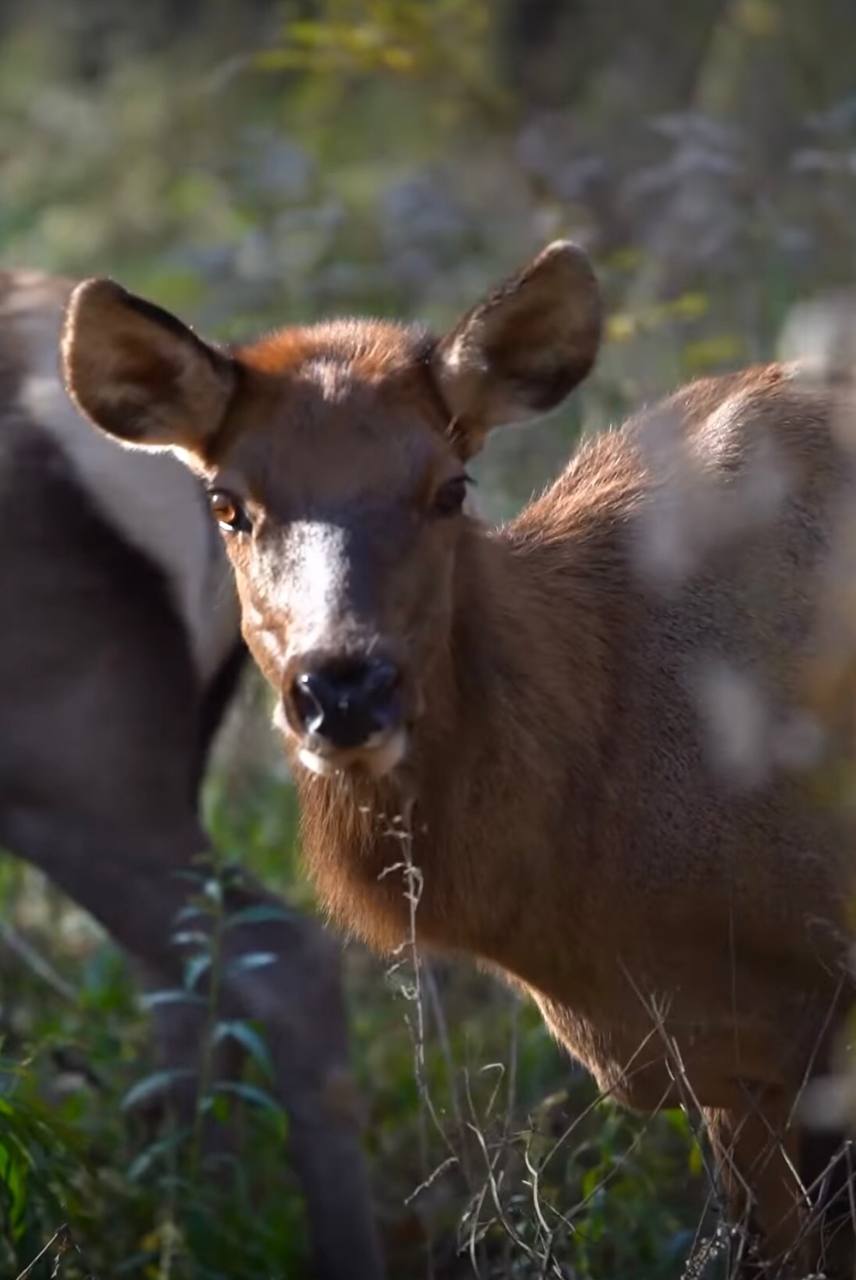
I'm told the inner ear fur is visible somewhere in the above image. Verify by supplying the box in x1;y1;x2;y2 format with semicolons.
62;278;235;455
432;241;601;454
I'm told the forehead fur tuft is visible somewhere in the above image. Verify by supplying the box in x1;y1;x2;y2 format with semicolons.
237;318;428;383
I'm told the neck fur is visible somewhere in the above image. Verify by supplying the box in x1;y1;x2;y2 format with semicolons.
298;439;637;993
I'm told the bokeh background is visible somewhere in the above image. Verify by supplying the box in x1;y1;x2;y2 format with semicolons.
2;1;856;1276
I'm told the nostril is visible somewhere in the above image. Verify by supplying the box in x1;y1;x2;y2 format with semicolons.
363;658;400;699
292;671;327;731
289;657;403;749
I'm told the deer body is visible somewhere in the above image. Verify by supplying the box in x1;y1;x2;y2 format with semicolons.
303;365;850;1114
62;244;856;1275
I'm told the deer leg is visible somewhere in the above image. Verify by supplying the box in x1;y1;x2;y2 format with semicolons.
704;1094;807;1279
0;803;385;1280
216;889;387;1280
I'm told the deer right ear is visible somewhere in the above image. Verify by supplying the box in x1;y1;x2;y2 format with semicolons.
432;241;601;457
61;279;235;457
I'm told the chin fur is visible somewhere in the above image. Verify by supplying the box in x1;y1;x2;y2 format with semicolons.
296;729;408;779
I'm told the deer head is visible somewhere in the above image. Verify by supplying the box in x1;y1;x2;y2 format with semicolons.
62;243;601;780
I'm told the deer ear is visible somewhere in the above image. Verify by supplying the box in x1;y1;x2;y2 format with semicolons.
432;241;601;456
61;279;235;457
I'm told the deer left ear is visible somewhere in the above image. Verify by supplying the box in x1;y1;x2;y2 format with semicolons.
62;278;235;457
432;241;601;457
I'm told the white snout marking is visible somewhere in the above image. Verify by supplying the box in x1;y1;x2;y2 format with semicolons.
297;728;408;779
285;521;350;638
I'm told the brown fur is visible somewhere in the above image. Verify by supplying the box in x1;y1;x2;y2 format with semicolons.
63;243;856;1276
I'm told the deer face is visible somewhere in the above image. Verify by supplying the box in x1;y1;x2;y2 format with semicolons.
62;243;601;778
206;340;475;778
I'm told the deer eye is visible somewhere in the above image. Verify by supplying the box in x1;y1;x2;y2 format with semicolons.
432;474;471;518
208;488;251;534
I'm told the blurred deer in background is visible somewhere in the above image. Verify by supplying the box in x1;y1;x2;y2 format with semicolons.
63;242;856;1277
0;272;383;1280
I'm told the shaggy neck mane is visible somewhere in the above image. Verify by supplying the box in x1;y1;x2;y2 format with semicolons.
297;431;641;995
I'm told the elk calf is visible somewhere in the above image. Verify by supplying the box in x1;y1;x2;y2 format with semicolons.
63;244;856;1276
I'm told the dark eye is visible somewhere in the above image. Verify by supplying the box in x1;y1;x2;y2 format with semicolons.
432;474;471;518
208;488;251;534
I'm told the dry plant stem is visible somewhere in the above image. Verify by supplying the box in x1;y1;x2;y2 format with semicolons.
15;1225;95;1280
404;1155;460;1208
14;1230;63;1280
463;1064;566;1279
503;1000;519;1143
784;972;847;1131
784;1139;856;1270
523;1144;554;1243
539;1022;661;1174
379;798;445;1278
500;1011;518;1280
683;1170;729;1276
424;963;474;1188
623;972;766;1275
568;1082;674;1223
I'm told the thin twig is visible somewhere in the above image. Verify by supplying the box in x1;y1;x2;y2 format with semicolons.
15;1224;95;1280
0;922;76;1003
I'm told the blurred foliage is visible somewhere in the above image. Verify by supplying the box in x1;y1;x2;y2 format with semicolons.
0;775;711;1279
2;0;856;1275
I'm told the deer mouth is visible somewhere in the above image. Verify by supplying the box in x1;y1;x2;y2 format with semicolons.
269;706;406;773
298;728;408;779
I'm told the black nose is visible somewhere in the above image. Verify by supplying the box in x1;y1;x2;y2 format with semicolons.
291;658;402;750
